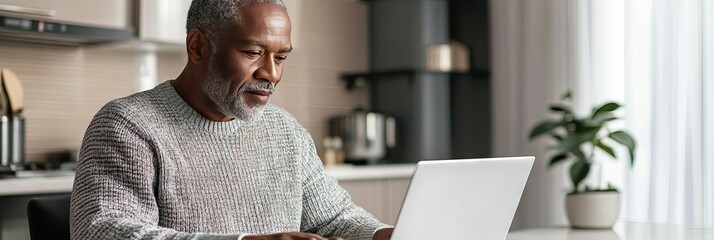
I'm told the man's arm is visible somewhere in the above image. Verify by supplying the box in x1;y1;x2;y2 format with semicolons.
294;127;390;240
70;106;244;240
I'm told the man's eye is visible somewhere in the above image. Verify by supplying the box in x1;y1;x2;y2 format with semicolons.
275;56;288;63
245;51;262;58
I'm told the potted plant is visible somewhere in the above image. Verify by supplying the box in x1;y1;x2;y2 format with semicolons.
528;91;636;229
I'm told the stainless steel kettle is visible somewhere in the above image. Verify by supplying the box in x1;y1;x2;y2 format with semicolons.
329;109;396;164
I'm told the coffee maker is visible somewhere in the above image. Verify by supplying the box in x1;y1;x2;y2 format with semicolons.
328;109;396;165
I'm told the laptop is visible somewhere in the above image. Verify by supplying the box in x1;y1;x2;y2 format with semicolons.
390;156;535;240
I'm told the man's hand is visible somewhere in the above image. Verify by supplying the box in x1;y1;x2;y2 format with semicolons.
373;228;393;240
243;232;343;240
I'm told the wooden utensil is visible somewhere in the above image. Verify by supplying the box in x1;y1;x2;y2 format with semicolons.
0;68;24;116
0;68;8;116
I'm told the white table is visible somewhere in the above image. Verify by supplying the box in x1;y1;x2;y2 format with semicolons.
507;222;714;240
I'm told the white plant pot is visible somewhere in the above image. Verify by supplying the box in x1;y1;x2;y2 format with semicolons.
565;191;620;229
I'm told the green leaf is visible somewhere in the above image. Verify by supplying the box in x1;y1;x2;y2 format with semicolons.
592;102;621;118
529;121;561;140
550;133;564;141
609;131;636;165
595;140;617;159
589;115;619;126
556;129;599;154
549;104;573;115
549;154;568;166
573;120;600;133
570;160;590;192
561;90;572;101
570;148;587;162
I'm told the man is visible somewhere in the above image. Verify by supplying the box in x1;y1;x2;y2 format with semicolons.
70;0;394;239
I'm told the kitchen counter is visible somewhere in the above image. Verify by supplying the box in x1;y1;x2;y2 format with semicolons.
0;164;415;197
324;164;415;181
0;174;74;197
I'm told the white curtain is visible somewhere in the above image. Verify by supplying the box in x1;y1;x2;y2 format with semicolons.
491;0;573;229
572;0;714;227
491;0;714;229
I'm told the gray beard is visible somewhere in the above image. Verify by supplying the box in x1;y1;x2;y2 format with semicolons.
202;65;275;121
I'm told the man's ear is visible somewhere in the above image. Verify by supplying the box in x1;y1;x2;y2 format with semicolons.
186;29;212;64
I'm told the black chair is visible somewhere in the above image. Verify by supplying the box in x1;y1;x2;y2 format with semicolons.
27;195;71;240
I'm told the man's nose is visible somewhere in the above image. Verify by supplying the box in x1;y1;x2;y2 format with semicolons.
254;56;280;84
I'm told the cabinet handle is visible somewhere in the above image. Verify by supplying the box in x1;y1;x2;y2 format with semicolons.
0;4;56;17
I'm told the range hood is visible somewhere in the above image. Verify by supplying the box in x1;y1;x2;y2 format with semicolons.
0;14;134;46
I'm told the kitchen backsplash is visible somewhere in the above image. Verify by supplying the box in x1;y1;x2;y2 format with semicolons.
0;0;369;163
0;43;138;163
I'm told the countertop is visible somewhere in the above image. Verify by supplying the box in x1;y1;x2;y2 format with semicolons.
506;221;714;240
323;163;415;181
0;173;75;196
0;164;415;197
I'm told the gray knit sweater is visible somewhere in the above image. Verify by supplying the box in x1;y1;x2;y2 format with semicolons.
70;81;387;240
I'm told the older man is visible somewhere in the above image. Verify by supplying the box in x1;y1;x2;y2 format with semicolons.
70;0;393;239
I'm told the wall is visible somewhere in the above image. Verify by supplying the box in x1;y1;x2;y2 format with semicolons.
0;0;369;164
0;42;140;163
278;0;370;155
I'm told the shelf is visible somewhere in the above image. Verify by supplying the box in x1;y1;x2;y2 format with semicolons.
340;69;490;90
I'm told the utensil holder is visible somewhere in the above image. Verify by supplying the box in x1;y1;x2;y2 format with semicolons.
0;116;9;172
0;115;24;172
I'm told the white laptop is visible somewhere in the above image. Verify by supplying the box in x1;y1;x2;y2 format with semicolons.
390;156;535;240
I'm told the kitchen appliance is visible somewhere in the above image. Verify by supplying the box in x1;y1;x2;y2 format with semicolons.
0;68;25;174
0;6;133;46
329;109;397;165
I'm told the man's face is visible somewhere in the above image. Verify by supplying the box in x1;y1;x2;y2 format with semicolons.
203;3;292;120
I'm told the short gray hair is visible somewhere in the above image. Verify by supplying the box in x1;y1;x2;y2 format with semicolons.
186;0;286;41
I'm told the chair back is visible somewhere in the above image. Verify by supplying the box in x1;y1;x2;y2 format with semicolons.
27;195;71;240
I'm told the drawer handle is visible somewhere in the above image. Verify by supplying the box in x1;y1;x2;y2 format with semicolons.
0;4;56;17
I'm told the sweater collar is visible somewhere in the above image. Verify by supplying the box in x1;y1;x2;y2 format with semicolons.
157;80;264;134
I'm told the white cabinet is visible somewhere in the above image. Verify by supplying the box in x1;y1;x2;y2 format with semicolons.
0;0;191;49
0;0;131;29
340;180;387;221
339;178;411;225
326;164;414;225
384;178;410;224
137;0;191;44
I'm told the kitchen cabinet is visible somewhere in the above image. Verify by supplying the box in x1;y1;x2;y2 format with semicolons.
339;180;386;221
98;0;190;52
0;0;130;29
0;0;190;50
338;178;411;225
384;178;410;224
327;164;414;225
136;0;191;45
